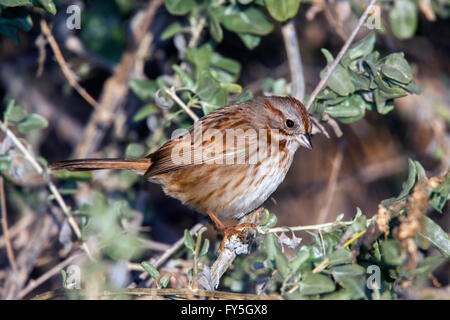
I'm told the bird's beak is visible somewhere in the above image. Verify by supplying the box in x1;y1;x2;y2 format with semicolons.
297;133;312;150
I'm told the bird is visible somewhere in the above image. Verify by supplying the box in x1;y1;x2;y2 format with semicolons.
50;96;313;250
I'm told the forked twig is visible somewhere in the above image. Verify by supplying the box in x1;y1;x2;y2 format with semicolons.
164;88;199;122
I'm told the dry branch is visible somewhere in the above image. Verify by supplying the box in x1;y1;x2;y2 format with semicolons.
74;0;164;158
281;20;305;100
40;20;99;109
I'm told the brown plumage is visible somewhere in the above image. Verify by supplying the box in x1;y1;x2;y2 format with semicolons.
50;96;312;248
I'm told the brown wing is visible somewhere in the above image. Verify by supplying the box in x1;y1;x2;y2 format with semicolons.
144;99;264;178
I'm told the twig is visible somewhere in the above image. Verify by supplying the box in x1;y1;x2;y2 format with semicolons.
0;176;17;271
281;19;305;100
316;142;344;223
33;288;283;300
18;252;85;299
40;20;99;109
0;120;92;260
304;0;377;111
164;87;199;122
188;16;206;48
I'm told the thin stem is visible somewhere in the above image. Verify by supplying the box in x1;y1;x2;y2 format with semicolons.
305;0;378;111
165;87;200;122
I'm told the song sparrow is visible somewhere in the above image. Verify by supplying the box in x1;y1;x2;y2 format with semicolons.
51;96;312;249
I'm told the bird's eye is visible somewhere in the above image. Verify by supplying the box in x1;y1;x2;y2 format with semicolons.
285;119;295;128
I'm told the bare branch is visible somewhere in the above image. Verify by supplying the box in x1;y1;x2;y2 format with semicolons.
281;20;305;100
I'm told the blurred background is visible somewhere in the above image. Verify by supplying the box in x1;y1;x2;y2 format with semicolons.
0;0;448;299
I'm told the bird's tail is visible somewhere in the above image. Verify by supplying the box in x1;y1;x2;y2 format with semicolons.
49;158;151;174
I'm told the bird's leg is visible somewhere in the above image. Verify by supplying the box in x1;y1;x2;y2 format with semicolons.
206;211;257;252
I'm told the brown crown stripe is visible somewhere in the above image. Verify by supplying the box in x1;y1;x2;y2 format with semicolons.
264;99;284;118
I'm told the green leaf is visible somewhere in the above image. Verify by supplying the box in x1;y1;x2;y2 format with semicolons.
125;143;145;158
141;262;160;279
158;274;171;288
389;0;418;39
4;100;27;122
200;239;210;257
331;264;366;299
264;0;301;22
208;9;223;42
328;248;353;265
36;0;56;15
165;0;195;15
289;248;309;274
211;53;241;77
397;158;418;200
17;113;48;133
381;53;413;84
215;5;274;36
238;33;261;50
298;273;336;295
161;22;183;40
184;229;195;252
133;104;157;122
416;216;450;257
220;83;242;93
265;233;289;278
381;240;404;266
325;94;368;123
332;264;365;279
186;44;213;78
129;79;158;102
172;65;195;90
344;32;376;62
195;70;227;107
320;49;355;96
